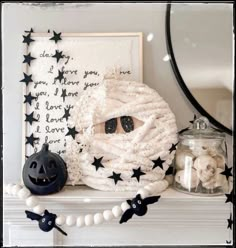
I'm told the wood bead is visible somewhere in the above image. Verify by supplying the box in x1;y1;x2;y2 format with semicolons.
18;187;31;199
84;214;94;226
76;216;85;227
112;206;122;218
144;184;155;195
103;210;114;221
94;213;104;225
25;196;39;208
66;215;76;226
11;184;22;196
33;205;45;215
6;183;14;195
121;201;130;212
56;215;66;226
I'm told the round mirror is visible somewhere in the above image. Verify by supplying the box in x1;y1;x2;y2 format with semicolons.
166;4;233;135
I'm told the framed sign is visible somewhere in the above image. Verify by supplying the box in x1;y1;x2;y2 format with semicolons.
22;32;143;169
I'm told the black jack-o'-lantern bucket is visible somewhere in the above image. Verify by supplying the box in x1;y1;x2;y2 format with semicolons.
23;143;68;195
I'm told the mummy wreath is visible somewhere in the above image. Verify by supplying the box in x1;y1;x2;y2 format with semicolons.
65;78;178;191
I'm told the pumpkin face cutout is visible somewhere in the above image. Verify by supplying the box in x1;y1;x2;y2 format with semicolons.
23;143;68;195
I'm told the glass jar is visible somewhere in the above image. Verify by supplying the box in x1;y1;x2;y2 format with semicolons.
173;116;228;196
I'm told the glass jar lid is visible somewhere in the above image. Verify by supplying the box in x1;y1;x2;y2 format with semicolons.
180;116;225;139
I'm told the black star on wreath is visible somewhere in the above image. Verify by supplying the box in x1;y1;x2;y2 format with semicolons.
52;50;64;63
25;111;38;125
165;166;174;176
92;157;104;171
20;73;33;86
55;70;64;83
152;157;165;170
62;107;70;121
61;89;67;102
131;167;145;182
108;172;123;185
227;213;233;229
49;31;62;43
65;126;79;139
169;142;178;154
24;92;37;105
220;164;232;180
26;134;39;147
22;33;34;46
23;52;36;66
225;190;233;204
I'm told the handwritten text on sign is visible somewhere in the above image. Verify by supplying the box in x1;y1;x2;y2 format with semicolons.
24;34;142;160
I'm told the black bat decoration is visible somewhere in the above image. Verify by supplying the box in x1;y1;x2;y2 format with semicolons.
120;194;160;224
25;209;67;236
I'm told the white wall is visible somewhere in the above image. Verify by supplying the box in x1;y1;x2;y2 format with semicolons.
2;3;233;183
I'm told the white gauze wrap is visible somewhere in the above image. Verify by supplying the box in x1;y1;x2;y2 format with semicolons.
65;79;178;191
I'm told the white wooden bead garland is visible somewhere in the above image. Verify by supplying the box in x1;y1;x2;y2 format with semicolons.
4;180;166;230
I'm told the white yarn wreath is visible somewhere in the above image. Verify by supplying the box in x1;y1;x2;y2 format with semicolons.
65;78;178;191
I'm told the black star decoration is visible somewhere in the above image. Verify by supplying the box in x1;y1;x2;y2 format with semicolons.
23;52;36;66
227;213;233;229
165;166;174;176
26;134;39;147
55;70;64;83
25;28;34;33
24;92;37;105
62;107;71;121
131;167;145;182
92;157;104;171
61;89;67;102
20;73;33;86
25;111;38;125
152;157;165;170
22;33;35;46
65;126;79;139
52;50;64;63
225;190;233;204
108;172;123;185
178;127;189;134
169;142;178;154
49;31;62;43
189;114;197;124
220;164;232;180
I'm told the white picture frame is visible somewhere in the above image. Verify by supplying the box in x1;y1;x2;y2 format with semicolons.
21;32;143;184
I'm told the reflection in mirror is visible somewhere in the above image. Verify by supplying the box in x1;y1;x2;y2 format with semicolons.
169;4;233;131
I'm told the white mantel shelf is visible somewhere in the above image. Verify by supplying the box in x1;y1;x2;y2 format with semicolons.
3;186;231;246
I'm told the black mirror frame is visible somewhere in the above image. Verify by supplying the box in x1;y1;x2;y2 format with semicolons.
165;3;232;136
